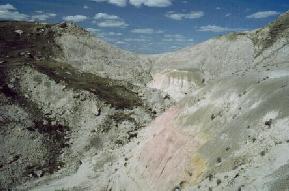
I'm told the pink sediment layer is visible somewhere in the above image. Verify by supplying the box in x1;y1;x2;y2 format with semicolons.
133;106;204;190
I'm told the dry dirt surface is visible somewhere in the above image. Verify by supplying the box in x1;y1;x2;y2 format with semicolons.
1;11;289;191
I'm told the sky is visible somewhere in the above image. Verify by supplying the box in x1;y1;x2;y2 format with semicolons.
1;0;289;54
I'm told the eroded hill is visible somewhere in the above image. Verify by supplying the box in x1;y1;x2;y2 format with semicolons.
0;21;172;190
1;11;289;191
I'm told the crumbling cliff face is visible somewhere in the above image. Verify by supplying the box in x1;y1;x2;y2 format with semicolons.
131;11;289;191
1;11;289;191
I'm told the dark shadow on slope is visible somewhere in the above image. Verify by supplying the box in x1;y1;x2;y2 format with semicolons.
32;60;142;110
253;12;289;57
0;22;71;187
0;21;143;110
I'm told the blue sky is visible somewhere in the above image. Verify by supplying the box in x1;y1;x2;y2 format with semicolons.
1;0;289;53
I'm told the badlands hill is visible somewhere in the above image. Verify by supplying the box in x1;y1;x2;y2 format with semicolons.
1;11;289;191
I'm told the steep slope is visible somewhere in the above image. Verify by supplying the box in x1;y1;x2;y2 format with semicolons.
0;21;172;190
150;32;253;79
115;73;289;191
146;12;289;101
145;32;253;100
53;24;152;86
1;11;289;191
114;11;289;191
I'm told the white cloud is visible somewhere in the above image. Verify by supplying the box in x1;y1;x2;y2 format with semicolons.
107;32;122;36
129;0;172;7
0;4;56;22
124;38;148;42
198;25;246;33
131;28;163;34
63;15;87;22
170;45;179;49
35;10;43;14
97;20;128;27
94;13;119;20
91;0;173;7
164;34;184;38
246;11;279;19
31;12;56;21
115;40;126;44
86;28;101;33
162;34;193;42
91;0;127;7
83;5;89;9
0;4;29;21
93;13;128;28
166;11;204;20
225;13;231;17
0;4;15;11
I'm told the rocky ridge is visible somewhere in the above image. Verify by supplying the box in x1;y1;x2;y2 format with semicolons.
0;21;172;190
